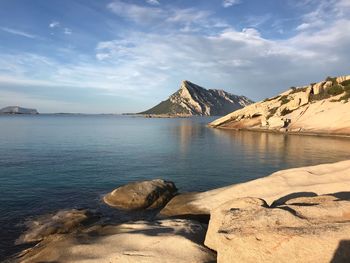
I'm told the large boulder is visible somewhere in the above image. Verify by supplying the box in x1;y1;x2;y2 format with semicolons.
205;195;350;263
17;209;97;244
323;80;334;89
312;82;325;95
18;219;216;263
267;116;286;129
104;179;177;210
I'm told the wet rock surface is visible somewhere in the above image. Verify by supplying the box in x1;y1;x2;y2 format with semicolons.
16;209;98;244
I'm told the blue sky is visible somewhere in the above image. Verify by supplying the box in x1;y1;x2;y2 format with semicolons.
0;0;349;113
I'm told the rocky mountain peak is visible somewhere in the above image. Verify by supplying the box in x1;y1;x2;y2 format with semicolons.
140;80;253;116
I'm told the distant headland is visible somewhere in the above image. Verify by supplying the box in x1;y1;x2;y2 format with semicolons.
0;106;38;115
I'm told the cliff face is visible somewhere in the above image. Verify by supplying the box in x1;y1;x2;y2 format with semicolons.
0;106;38;114
140;80;253;116
210;75;350;135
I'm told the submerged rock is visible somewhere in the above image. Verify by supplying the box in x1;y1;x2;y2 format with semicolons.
18;219;216;263
205;195;350;263
104;179;177;210
17;209;97;244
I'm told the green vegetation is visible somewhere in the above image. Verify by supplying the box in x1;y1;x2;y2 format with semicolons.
340;80;350;86
339;92;350;102
344;85;350;93
310;92;330;101
326;76;337;83
327;84;343;96
281;108;292;116
279;95;291;105
263;95;281;102
335;84;350;103
289;87;307;94
139;99;188;115
267;107;278;118
310;82;346;102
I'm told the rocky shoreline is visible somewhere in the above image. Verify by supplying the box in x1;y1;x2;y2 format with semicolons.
10;160;350;262
211;125;350;139
209;75;350;136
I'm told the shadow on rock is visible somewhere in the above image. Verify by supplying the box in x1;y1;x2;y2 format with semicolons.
331;240;350;263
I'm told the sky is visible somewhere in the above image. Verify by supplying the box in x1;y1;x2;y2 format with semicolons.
0;0;349;113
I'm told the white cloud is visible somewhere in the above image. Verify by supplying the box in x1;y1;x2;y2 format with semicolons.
2;0;350;112
49;21;72;35
295;0;350;31
2;14;350;105
107;0;165;24
146;0;160;5
0;27;37;39
49;21;60;28
91;16;350;100
222;0;240;8
166;8;211;24
64;28;72;35
107;0;227;33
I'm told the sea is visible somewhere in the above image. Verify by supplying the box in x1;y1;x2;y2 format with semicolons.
1;114;350;260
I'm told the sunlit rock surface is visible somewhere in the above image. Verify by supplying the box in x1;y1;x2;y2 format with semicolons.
140;80;253;116
160;160;350;217
17;219;216;263
103;179;177;210
209;75;350;135
205;195;350;262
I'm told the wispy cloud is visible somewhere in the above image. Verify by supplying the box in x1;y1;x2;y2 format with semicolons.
243;14;271;28
48;20;73;35
146;0;160;5
0;27;37;39
64;28;72;35
107;0;228;33
1;0;350;113
2;5;350;104
107;0;165;24
295;0;350;31
222;0;240;8
49;21;60;28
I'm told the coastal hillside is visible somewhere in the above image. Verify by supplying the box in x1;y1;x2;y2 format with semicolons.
210;75;350;135
0;106;38;114
140;80;253;116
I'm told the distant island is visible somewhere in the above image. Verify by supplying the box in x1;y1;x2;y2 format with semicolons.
0;106;38;115
139;80;253;117
210;75;350;136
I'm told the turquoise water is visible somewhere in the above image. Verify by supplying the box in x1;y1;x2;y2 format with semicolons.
1;115;350;259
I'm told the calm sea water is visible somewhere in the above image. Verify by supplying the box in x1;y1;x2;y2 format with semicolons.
1;114;350;259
